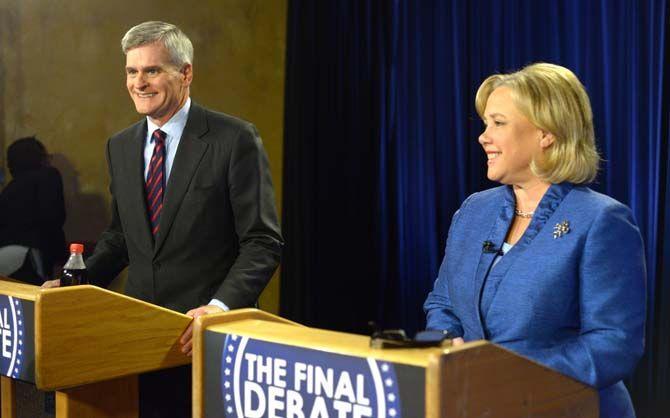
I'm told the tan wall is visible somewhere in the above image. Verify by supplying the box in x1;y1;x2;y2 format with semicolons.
0;0;286;313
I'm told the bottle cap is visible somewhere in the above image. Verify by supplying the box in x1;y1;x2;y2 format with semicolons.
70;243;84;254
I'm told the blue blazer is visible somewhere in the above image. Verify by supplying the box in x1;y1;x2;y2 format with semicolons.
424;183;646;418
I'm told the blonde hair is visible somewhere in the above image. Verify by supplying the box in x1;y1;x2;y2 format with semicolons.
475;63;599;184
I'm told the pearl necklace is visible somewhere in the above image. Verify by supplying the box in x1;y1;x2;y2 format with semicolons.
514;208;535;218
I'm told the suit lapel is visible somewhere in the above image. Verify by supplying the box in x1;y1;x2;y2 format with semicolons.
154;103;209;255
122;120;154;255
472;190;515;338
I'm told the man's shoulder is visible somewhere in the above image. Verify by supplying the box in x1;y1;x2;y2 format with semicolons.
193;103;258;141
198;104;251;128
108;118;146;145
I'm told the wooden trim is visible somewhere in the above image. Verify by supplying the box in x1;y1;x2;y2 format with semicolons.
56;375;138;418
425;352;447;418
0;277;40;301
0;376;16;418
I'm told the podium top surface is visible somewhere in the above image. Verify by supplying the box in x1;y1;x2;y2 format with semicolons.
0;277;41;300
0;277;192;390
204;318;473;367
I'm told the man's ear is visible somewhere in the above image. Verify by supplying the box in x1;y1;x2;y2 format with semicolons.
181;63;193;86
539;130;555;149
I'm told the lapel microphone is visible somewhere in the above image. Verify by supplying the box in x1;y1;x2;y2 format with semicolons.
482;240;503;255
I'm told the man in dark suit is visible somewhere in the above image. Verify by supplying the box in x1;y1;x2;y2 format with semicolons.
44;20;282;417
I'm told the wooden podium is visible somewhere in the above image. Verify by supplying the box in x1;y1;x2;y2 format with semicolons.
193;309;598;418
0;277;191;418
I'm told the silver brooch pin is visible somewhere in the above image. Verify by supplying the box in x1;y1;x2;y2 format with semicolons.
553;220;570;239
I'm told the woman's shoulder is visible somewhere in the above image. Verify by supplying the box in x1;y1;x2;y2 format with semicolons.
563;186;641;238
567;185;634;217
447;185;509;229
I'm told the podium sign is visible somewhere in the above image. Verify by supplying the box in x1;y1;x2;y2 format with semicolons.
0;295;35;383
203;332;424;417
0;296;34;382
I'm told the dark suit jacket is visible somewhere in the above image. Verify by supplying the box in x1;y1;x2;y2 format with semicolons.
87;102;283;313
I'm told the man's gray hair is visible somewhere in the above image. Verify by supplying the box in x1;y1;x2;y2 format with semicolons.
121;21;194;67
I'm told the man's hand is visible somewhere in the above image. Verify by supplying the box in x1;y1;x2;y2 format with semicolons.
452;337;465;346
41;279;61;289
180;305;225;356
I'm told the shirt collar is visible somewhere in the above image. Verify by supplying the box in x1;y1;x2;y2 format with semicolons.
146;97;191;143
501;181;575;245
503;182;574;215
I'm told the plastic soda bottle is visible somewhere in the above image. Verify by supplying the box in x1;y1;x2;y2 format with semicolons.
61;243;88;286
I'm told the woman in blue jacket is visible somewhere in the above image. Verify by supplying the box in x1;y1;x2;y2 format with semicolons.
424;63;645;418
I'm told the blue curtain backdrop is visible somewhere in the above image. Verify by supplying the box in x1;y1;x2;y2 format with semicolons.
281;0;668;415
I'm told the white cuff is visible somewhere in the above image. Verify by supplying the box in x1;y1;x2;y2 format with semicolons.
208;298;230;311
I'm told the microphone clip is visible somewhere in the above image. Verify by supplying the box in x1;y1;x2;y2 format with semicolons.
482;240;502;254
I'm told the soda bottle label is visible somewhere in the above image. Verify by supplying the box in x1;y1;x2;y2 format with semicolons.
61;268;87;287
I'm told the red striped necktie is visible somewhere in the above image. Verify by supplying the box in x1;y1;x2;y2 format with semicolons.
146;129;166;237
